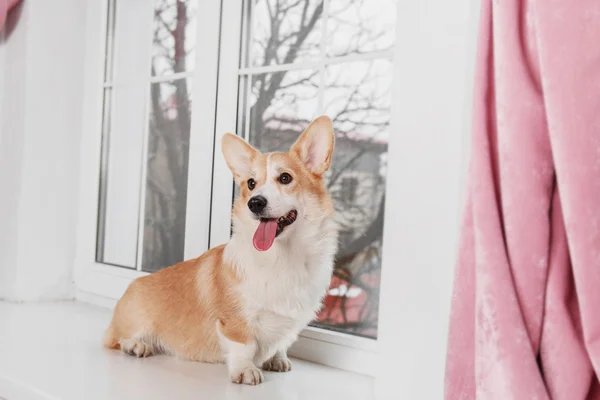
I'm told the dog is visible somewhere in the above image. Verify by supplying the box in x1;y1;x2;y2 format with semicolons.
103;116;338;385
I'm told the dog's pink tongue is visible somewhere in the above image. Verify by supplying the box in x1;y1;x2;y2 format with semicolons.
253;219;278;251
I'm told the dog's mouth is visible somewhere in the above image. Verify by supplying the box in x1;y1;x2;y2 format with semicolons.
253;209;297;252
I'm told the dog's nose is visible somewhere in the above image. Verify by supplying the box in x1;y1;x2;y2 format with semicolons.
248;196;267;214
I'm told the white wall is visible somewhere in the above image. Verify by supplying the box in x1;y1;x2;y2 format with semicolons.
375;0;479;398
0;0;87;300
0;3;27;298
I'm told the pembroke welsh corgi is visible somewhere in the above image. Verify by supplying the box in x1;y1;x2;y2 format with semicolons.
103;116;338;385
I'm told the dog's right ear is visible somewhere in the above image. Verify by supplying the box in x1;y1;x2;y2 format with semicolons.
291;115;335;176
221;133;259;183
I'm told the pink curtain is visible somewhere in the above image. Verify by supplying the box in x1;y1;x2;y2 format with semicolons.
445;0;600;398
0;0;20;32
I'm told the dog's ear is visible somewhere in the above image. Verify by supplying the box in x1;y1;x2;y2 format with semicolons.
222;133;259;182
291;116;335;176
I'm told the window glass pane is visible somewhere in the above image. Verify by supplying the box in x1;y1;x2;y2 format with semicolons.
142;79;192;272
246;69;320;146
237;62;391;338
249;0;323;67
152;0;198;76
237;0;395;338
97;1;198;271
313;59;392;338
326;0;396;57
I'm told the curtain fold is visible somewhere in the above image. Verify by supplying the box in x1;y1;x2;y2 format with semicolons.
445;0;600;398
0;0;20;32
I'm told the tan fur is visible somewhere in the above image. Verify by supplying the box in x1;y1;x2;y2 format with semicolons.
104;245;247;363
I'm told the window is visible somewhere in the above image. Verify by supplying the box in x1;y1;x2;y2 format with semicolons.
214;0;396;339
96;0;198;272
76;0;220;299
77;0;396;375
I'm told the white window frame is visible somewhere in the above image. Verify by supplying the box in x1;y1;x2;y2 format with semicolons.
75;0;381;376
74;0;222;298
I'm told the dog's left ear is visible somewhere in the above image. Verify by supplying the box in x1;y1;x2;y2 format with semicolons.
291;116;335;176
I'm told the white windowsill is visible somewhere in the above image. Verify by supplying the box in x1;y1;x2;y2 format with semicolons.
0;301;375;400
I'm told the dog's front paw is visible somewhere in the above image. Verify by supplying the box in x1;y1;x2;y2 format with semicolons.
120;339;154;358
262;356;292;372
230;366;264;385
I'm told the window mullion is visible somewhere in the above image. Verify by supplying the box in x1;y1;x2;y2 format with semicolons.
242;0;253;69
134;81;151;271
104;70;196;88
103;0;116;83
133;0;159;271
244;73;252;141
236;51;393;77
318;0;330;114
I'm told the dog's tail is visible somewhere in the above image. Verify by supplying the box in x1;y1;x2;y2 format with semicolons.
102;322;120;350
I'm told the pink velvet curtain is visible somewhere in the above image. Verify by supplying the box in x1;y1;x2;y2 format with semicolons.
0;0;20;32
445;0;600;398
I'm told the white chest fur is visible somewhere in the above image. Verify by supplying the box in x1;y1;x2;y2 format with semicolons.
224;218;337;358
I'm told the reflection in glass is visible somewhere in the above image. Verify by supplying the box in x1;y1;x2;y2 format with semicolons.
250;0;323;67
326;0;396;57
152;0;198;76
240;0;395;337
247;70;319;148
313;59;392;338
239;63;391;338
142;79;192;273
97;0;198;272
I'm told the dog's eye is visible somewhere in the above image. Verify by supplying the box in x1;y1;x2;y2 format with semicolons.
247;178;256;190
278;173;293;185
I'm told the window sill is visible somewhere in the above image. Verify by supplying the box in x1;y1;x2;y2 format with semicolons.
0;301;375;400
